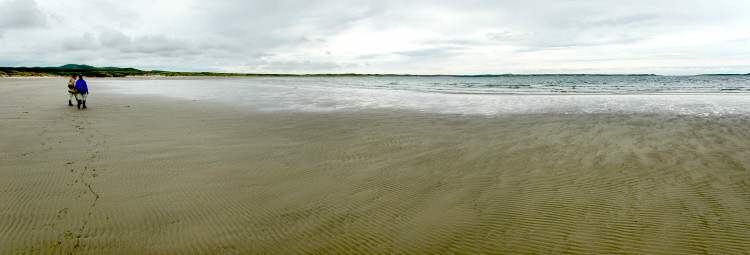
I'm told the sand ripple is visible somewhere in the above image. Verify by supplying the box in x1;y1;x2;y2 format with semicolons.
2;78;750;253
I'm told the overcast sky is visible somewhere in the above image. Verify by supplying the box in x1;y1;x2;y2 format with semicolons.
1;0;748;74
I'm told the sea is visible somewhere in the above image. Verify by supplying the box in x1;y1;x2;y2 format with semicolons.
102;75;750;116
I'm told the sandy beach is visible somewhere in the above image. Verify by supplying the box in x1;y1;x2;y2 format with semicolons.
2;77;750;254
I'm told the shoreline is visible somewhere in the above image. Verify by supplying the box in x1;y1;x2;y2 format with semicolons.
2;78;750;253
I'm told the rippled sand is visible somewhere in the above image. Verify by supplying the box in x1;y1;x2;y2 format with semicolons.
2;78;750;253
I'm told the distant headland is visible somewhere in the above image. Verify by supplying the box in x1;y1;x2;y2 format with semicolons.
1;64;746;77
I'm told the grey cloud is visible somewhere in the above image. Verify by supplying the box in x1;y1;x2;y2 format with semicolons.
0;0;47;37
99;31;131;48
590;14;658;27
486;31;519;41
224;57;367;74
122;35;190;55
354;54;382;61
87;30;273;71
61;33;99;51
412;1;727;52
395;47;467;59
255;59;347;73
479;12;658;51
97;32;199;57
190;1;384;48
3;0;748;75
352;47;466;70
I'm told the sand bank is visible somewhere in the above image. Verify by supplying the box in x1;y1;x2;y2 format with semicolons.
2;78;750;254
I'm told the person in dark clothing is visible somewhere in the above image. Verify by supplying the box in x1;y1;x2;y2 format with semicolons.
75;74;89;109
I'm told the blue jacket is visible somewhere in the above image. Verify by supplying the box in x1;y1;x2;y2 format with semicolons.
75;79;88;94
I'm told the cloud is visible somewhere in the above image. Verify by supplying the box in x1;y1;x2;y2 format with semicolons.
263;60;345;72
96;31;263;60
216;59;360;74
0;0;47;37
61;33;99;51
1;0;749;74
120;35;189;56
99;31;131;49
184;1;382;48
590;14;658;27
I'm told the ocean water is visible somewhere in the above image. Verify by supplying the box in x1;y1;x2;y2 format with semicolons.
101;75;750;116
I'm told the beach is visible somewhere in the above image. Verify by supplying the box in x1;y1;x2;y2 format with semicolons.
2;77;750;254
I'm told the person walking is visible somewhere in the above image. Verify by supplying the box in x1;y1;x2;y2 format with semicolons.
67;74;78;106
75;74;89;109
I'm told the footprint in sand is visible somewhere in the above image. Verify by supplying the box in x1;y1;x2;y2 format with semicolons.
49;208;70;228
56;208;69;220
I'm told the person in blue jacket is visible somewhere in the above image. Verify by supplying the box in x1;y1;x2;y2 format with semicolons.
75;74;89;109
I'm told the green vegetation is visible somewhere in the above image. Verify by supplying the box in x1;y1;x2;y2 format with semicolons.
0;64;282;77
1;65;151;77
0;64;668;77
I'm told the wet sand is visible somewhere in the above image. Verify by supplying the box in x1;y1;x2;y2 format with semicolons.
2;78;750;254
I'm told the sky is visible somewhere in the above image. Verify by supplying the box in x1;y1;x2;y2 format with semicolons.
1;0;749;75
